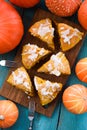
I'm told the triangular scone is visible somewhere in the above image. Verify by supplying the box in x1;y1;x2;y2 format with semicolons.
38;52;71;76
7;67;34;96
28;18;55;50
34;76;62;105
22;43;51;69
57;23;84;51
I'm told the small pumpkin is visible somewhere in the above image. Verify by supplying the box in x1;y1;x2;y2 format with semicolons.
62;84;87;114
0;0;24;54
75;58;87;83
45;0;82;17
10;0;40;8
78;0;87;30
0;100;19;128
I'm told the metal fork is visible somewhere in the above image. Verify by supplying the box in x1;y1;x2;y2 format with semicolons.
28;100;35;130
0;60;18;67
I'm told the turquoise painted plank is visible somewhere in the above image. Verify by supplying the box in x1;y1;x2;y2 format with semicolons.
57;36;87;130
57;104;87;130
33;103;61;130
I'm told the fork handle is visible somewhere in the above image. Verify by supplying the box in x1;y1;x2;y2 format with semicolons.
29;120;33;130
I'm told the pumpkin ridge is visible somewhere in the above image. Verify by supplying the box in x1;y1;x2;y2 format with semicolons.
63;98;83;103
82;75;87;82
68;93;81;97
69;87;83;96
77;68;87;75
78;105;84;114
68;101;81;110
4;103;13;115
6;110;18;117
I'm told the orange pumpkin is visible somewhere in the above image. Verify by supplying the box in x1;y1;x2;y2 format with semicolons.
10;0;40;8
0;100;19;128
78;0;87;30
0;0;24;54
62;84;87;114
75;58;87;83
45;0;82;17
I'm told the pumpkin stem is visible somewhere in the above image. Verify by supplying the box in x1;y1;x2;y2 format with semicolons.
0;115;5;120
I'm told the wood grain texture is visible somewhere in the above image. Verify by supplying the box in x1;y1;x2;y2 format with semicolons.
0;9;86;117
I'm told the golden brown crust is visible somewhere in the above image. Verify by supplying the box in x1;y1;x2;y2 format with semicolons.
57;23;84;51
7;67;34;96
38;52;71;76
22;43;51;69
28;18;55;50
34;76;62;105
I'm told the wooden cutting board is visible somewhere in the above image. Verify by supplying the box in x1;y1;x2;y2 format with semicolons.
0;9;86;117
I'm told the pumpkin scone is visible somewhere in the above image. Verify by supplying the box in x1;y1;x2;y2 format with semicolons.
34;76;63;105
28;18;55;50
57;23;84;51
38;52;71;76
7;67;34;96
22;43;51;69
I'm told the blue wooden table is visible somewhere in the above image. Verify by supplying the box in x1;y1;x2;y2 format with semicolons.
0;0;87;130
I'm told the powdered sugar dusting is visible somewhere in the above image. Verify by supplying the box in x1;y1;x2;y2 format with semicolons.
22;43;46;61
34;76;61;96
47;52;65;76
60;28;81;44
12;68;30;89
37;19;54;37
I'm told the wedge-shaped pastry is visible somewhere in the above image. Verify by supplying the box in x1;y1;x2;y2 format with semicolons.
38;52;71;76
34;76;62;105
28;18;55;50
57;23;84;51
22;43;51;69
7;67;34;96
